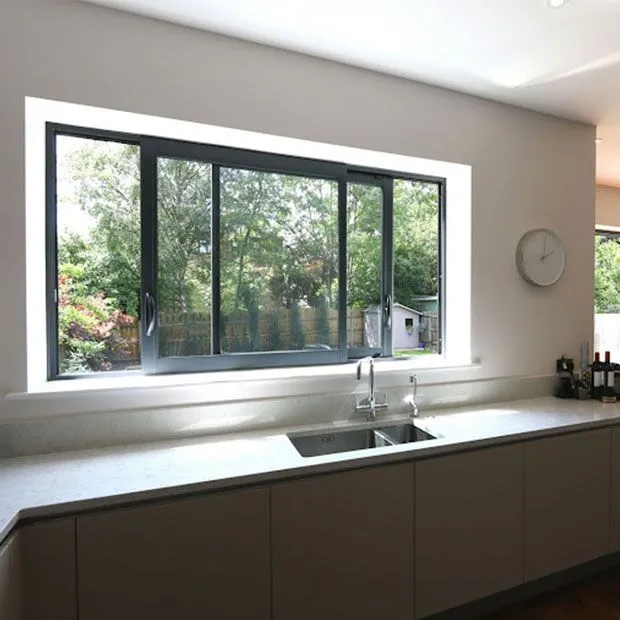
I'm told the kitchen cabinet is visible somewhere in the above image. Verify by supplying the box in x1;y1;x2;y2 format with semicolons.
77;487;270;620
524;429;611;582
609;427;620;552
272;464;414;620
0;533;20;620
414;444;525;618
20;518;77;620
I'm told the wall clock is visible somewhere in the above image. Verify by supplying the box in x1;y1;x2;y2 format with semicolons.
515;228;566;287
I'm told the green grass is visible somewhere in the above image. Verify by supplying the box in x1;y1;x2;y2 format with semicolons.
393;348;435;357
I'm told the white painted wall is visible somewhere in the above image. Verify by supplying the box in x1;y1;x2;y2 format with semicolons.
596;185;620;228
0;0;595;428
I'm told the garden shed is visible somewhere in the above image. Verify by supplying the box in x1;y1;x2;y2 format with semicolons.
363;303;424;351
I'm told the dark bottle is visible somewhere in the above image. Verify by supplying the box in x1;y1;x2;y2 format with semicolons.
592;352;604;399
604;351;616;397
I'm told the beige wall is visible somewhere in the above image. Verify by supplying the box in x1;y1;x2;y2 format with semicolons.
596;185;620;228
0;0;595;410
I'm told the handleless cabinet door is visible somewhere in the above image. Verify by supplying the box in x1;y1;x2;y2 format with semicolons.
0;534;20;620
77;487;270;620
20;518;77;620
415;444;525;618
525;429;611;582
611;427;620;552
272;464;414;620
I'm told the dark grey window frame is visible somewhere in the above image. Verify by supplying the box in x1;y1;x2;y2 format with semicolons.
45;123;446;380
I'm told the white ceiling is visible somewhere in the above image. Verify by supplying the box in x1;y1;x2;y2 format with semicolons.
83;0;620;186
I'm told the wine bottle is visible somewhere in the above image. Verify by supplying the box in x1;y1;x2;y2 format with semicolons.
592;352;604;399
605;351;616;398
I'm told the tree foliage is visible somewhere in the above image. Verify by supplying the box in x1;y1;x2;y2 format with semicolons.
57;138;440;369
63;141;141;316
393;180;438;308
595;235;620;313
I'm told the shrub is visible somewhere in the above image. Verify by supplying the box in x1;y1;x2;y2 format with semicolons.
58;267;137;373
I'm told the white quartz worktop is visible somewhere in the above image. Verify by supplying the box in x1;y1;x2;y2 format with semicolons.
2;396;620;545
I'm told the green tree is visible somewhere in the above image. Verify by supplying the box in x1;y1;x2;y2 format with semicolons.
64;142;212;316
59;138;440;359
267;310;284;351
290;304;305;350
595;235;620;313
393;180;439;307
346;180;439;310
241;284;262;352
63;140;141;316
316;295;331;346
157;158;212;313
347;183;383;309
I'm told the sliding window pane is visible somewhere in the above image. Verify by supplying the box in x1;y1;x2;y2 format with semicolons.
347;183;383;349
56;135;141;375
157;158;212;358
220;168;339;353
392;179;440;356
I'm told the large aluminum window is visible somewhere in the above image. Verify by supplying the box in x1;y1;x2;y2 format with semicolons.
47;124;445;379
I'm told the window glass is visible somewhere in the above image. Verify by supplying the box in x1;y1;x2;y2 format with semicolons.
49;128;445;378
220;168;339;353
346;183;382;349
156;158;213;358
56;135;140;375
393;179;440;356
594;232;620;361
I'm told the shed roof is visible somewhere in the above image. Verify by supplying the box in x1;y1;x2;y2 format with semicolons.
365;302;423;316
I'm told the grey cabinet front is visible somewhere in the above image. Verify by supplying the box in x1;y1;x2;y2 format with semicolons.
611;427;620;552
414;443;525;618
77;487;270;620
272;464;414;620
0;534;20;620
20;519;77;620
525;429;611;582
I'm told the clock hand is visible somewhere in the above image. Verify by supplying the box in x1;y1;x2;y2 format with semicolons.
541;249;555;262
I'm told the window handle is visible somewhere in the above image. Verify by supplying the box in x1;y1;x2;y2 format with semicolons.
384;294;392;330
145;292;156;337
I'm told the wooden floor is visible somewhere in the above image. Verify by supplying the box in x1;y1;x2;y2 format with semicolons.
483;569;620;619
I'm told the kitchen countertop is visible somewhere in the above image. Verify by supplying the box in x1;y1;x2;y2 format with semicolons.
2;395;620;545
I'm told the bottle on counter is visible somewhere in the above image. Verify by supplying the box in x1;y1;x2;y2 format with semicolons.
591;352;604;399
603;351;617;403
579;340;591;394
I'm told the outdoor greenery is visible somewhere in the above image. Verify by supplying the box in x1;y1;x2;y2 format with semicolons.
56;136;440;373
595;235;620;314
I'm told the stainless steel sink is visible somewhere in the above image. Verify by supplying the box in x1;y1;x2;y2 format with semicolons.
288;421;436;458
378;422;436;444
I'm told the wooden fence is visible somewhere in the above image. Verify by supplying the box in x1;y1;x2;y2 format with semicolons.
116;307;366;358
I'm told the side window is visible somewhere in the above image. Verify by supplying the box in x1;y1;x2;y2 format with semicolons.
594;231;620;361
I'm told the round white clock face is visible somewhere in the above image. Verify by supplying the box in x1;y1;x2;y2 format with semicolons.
516;228;566;287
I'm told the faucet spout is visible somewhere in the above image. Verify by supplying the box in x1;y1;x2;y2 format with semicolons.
356;356;376;421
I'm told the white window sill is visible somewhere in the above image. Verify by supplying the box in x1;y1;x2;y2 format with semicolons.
7;356;479;405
